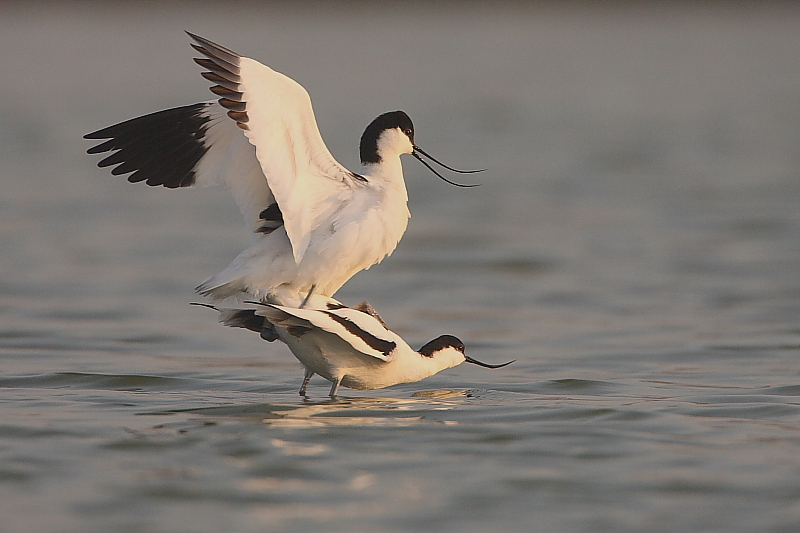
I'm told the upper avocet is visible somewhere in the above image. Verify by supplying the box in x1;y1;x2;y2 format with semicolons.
195;301;512;398
85;33;480;308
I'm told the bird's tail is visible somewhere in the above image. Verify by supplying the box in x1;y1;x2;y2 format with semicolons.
190;302;264;331
195;273;248;300
190;302;278;341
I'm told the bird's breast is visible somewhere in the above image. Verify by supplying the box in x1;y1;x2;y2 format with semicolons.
295;187;409;295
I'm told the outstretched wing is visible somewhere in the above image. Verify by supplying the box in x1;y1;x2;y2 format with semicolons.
187;32;364;263
85;33;364;261
259;305;398;361
85;102;274;234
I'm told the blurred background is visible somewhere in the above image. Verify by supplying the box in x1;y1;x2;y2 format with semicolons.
1;2;799;532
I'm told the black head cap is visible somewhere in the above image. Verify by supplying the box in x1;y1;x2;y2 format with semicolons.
418;334;466;357
360;110;414;164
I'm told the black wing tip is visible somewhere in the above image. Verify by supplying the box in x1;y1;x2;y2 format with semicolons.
190;302;219;311
185;30;210;47
84;104;211;188
185;31;241;61
189;43;207;55
84;125;117;141
86;140;113;154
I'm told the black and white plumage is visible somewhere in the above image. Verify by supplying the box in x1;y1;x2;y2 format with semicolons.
196;302;512;398
85;33;480;308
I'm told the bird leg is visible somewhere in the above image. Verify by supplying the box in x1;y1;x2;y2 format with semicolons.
329;377;342;399
299;284;317;309
299;368;314;396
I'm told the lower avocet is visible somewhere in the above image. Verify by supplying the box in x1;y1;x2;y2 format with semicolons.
195;302;512;398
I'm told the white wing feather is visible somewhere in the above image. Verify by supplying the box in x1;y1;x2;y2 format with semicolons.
236;57;357;262
86;34;378;299
259;305;398;361
191;104;275;235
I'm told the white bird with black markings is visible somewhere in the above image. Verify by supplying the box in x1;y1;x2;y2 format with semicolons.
85;32;481;308
194;302;512;398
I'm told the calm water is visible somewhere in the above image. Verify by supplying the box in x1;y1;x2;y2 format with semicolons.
2;3;800;532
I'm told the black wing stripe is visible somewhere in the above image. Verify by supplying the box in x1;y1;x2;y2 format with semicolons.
324;312;396;357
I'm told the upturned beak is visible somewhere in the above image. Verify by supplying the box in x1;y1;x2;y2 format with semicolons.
411;145;484;188
464;355;514;369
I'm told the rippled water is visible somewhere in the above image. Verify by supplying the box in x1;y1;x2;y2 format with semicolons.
2;3;800;532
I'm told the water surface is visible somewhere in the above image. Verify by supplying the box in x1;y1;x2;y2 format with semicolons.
1;3;800;532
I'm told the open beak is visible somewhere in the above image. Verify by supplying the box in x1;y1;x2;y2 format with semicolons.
412;145;484;188
464;355;514;369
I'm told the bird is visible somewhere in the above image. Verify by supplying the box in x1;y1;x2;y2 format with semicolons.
85;32;481;309
194;302;513;398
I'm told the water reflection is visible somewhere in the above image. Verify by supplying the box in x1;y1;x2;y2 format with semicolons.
167;390;470;428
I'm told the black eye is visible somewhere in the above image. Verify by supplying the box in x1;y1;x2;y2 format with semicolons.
403;129;413;136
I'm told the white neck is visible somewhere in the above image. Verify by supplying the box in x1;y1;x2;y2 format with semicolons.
396;348;465;384
361;156;407;195
360;128;413;195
